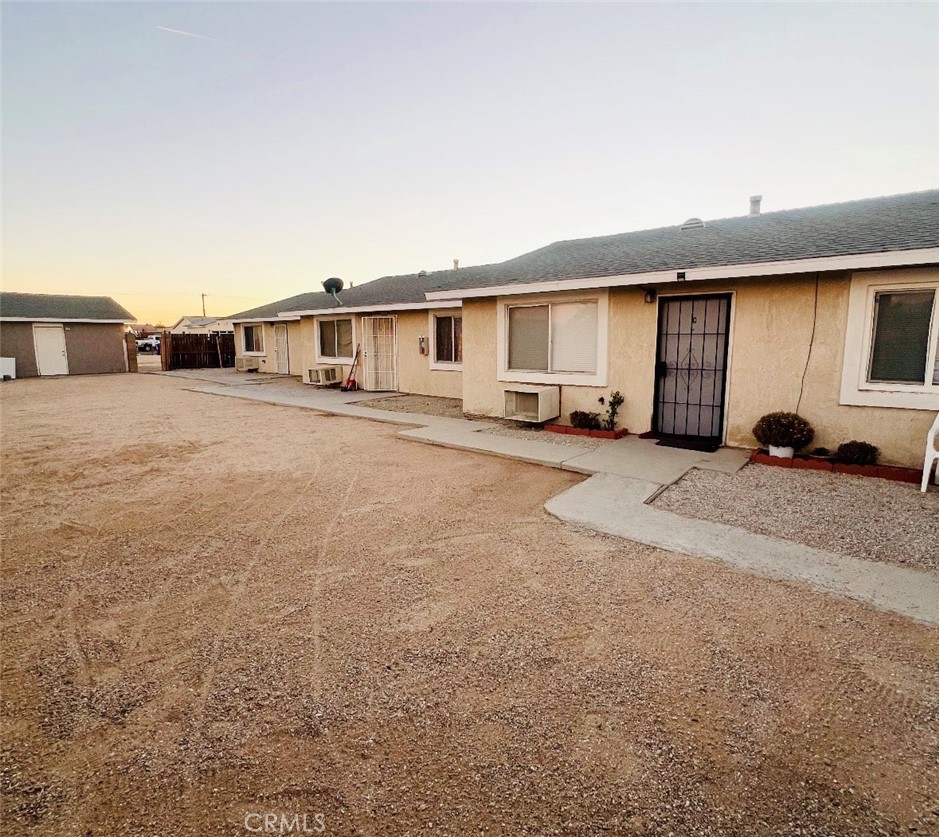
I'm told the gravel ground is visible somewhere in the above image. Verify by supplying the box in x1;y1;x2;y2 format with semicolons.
477;425;610;448
654;464;939;572
2;375;938;836
361;394;467;419
362;394;612;447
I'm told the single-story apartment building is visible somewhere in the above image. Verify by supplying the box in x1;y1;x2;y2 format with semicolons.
233;190;939;468
230;281;466;397
0;292;136;377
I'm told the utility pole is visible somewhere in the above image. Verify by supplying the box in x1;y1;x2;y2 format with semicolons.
201;293;206;317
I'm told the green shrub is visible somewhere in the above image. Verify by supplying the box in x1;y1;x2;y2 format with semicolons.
752;412;814;449
836;440;879;466
570;410;602;430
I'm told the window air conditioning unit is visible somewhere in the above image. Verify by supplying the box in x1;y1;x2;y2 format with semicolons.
503;385;560;423
236;357;260;371
308;366;343;386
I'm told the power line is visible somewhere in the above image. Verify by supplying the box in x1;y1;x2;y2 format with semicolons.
103;291;271;300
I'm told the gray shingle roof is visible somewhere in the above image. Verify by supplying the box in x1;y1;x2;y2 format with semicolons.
230;291;335;320
0;292;134;321
426;189;939;292
230;276;451;317
234;189;939;316
177;315;229;327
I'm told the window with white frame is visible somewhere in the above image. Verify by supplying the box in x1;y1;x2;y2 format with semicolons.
434;314;462;364
841;273;939;410
243;324;264;353
867;288;938;386
507;300;598;374
318;318;353;360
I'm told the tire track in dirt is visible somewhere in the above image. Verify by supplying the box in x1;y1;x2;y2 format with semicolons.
188;458;333;735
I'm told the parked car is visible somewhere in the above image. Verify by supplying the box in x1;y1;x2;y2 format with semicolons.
136;335;161;353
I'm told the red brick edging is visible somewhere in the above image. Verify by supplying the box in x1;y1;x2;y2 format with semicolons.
749;450;920;484
545;425;629;440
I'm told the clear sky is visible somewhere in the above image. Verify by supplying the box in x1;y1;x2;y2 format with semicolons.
3;2;937;324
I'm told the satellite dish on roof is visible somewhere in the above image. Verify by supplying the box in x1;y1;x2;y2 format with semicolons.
322;277;344;305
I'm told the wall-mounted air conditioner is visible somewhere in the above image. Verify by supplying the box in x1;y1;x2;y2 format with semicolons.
503;385;560;423
236;357;260;372
308;366;342;386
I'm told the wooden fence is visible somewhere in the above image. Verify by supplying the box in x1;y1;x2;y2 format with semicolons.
160;332;236;371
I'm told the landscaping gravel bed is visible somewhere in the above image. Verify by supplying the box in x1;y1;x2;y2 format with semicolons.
477;425;610;448
654;464;939;571
361;395;610;447
361;394;467;419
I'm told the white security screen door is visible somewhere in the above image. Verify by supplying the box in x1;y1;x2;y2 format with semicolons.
274;324;289;374
33;325;69;376
362;316;397;391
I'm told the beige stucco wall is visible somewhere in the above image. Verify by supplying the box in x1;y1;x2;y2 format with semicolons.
396;310;462;398
722;268;935;467
461;292;648;429
234;321;302;375
461;267;938;467
296;310;462;396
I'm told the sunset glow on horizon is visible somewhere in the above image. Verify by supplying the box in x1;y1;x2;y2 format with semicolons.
3;2;937;324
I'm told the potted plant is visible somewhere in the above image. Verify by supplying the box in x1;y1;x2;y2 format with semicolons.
752;412;814;458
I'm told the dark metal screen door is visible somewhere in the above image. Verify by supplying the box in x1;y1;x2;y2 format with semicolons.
653;294;732;441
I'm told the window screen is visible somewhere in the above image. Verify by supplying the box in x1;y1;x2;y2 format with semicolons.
244;325;263;353
869;290;935;384
320;319;353;358
435;316;462;363
337;319;353;358
508;306;550;370
551;302;598;373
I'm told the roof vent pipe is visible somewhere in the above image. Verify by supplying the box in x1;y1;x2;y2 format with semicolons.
749;195;762;216
453;259;459;270
322;277;344;305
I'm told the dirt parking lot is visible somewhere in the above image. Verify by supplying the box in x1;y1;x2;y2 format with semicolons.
2;374;937;836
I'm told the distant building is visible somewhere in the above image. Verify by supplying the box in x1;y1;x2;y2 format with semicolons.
169;316;235;335
0;292;135;378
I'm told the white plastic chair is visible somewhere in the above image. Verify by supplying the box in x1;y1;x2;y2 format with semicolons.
923;412;939;493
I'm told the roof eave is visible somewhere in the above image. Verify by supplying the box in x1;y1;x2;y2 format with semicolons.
231;315;302;324
0;317;134;324
288;300;462;317
425;247;939;300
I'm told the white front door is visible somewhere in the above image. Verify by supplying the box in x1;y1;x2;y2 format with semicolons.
33;324;69;376
274;324;289;374
362;316;397;391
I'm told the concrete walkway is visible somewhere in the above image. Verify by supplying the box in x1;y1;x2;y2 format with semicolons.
181;373;939;625
179;373;749;481
546;473;939;625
